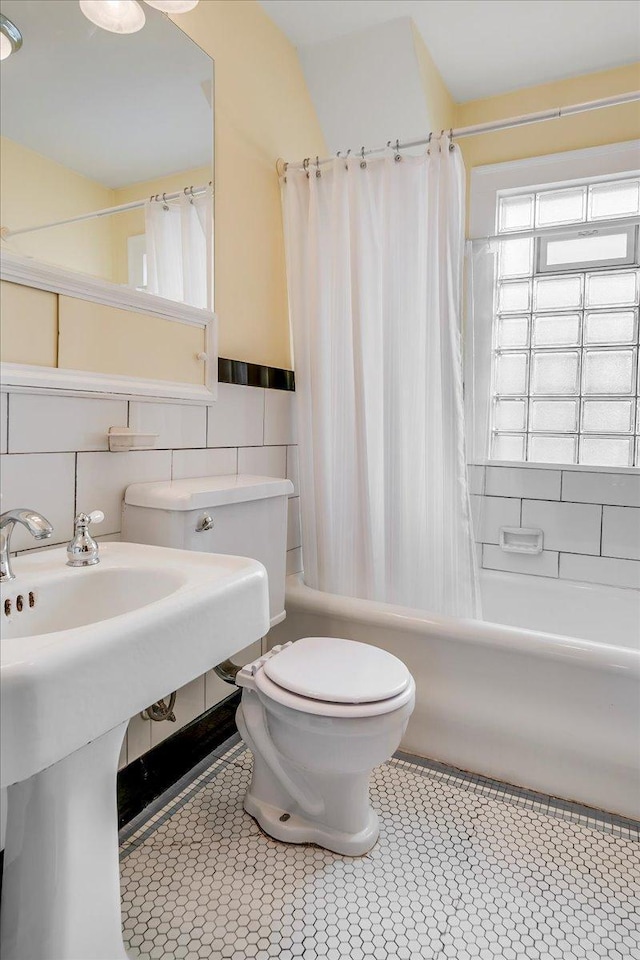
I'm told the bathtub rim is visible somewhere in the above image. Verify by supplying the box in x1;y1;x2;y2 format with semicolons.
284;573;639;677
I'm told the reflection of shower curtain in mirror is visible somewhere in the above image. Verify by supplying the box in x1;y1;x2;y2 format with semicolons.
282;146;480;618
144;187;213;309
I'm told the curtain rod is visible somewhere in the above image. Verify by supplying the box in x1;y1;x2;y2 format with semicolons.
1;181;213;240
282;91;640;171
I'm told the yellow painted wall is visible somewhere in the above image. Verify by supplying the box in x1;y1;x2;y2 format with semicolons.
172;0;325;369
0;281;58;367
411;24;456;136
0;136;116;280
456;62;640;225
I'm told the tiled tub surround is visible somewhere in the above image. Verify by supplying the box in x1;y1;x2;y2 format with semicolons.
118;736;640;960
470;463;640;589
0;383;302;766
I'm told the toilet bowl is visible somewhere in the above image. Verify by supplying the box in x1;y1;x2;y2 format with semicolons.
236;636;415;856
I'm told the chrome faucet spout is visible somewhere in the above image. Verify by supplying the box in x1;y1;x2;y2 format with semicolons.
0;509;54;582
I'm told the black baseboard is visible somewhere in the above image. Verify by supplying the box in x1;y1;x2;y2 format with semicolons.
117;690;241;829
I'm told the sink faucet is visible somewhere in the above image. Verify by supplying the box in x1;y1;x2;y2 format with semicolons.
0;509;53;582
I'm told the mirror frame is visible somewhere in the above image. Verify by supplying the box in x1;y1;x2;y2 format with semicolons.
0;250;217;404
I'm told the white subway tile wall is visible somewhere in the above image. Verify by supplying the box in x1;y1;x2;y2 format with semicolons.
467;464;486;496
559;553;640;590
286;496;302;552
602;505;640;561
482;544;560;578
9;393;128;453
522;499;602;555
237;444;287;478
171;446;237;481
561;470;640;507
286;444;299;496
471;463;640;588
1;385;299;768
129;401;207;450
471;495;521;544
485;466;561;500
76;449;173;535
1;452;76;551
264;388;297;446
207;382;265;448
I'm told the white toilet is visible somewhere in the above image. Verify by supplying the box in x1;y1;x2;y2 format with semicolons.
123;474;415;856
236;636;415;855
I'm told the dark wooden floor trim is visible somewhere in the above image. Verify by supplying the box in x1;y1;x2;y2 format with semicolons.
117;690;241;829
218;357;295;391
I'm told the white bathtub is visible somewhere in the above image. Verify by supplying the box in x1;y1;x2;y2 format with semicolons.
269;571;640;820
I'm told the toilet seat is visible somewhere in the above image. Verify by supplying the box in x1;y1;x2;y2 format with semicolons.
238;637;415;719
254;669;415;718
264;636;411;704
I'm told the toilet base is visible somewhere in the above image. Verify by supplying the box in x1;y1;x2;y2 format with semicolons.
244;790;380;857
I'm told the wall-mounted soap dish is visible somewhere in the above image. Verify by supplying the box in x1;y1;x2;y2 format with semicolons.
499;527;544;555
108;427;159;452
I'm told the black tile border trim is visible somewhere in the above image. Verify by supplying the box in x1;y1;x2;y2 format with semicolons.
117;690;241;829
218;357;295;391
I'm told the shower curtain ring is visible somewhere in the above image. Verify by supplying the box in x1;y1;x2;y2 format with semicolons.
162;192;169;210
303;157;310;178
360;146;366;169
395;139;401;161
449;128;455;151
316;156;321;178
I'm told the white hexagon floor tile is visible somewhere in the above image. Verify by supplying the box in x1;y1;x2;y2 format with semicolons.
119;737;640;960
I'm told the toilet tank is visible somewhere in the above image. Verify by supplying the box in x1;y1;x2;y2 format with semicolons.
122;475;294;626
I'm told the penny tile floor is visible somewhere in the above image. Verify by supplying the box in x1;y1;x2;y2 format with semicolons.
119;736;639;960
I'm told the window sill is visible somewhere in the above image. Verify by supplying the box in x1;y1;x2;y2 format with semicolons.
473;459;640;475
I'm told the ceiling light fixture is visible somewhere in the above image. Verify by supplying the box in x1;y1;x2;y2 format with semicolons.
79;0;146;34
0;14;23;61
144;1;199;11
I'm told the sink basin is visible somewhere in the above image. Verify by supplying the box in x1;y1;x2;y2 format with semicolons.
1;565;184;639
1;541;269;788
0;541;270;960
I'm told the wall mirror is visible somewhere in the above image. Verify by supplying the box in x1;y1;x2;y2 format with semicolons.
0;0;216;402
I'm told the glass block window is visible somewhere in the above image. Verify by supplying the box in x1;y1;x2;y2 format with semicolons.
491;176;640;467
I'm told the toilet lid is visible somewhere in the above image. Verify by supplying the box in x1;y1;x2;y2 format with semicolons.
263;637;412;704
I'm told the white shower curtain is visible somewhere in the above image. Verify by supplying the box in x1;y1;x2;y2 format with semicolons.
282;145;480;618
145;187;213;309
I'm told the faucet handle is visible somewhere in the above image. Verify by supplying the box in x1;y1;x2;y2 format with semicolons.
67;509;104;567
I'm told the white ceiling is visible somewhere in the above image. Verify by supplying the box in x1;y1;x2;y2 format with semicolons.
258;0;640;101
0;0;213;188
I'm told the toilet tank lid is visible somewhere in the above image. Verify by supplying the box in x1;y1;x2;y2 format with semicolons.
124;475;294;511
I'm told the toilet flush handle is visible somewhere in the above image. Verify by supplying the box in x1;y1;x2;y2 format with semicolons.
196;514;215;532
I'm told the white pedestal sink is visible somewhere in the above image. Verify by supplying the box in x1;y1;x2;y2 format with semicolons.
0;542;270;960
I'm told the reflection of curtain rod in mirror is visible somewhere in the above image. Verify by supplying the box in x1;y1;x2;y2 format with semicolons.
1;183;213;240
